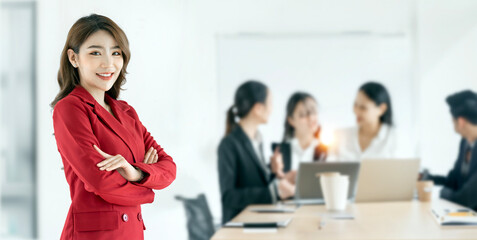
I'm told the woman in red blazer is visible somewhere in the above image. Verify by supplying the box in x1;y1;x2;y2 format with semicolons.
51;14;176;240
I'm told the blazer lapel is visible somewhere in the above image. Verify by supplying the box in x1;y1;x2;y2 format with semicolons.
70;86;140;163
469;143;477;177
234;126;268;183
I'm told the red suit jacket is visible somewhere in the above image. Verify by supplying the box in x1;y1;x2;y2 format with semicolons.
53;86;176;240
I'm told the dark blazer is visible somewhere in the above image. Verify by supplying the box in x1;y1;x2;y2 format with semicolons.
218;126;276;224
272;141;328;172
428;139;477;210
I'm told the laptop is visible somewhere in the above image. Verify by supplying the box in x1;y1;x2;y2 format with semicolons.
289;162;361;205
355;159;420;203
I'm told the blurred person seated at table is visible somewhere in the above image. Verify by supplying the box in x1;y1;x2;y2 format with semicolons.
421;90;477;210
270;92;328;185
218;80;295;224
328;81;400;161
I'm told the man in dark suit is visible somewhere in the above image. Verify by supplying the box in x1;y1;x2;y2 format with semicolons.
423;90;477;210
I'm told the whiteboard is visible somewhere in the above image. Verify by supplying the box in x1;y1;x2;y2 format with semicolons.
217;32;416;157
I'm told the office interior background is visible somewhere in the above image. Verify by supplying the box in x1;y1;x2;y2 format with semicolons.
1;0;477;239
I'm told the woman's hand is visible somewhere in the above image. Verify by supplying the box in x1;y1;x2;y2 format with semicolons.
270;147;285;178
94;145;144;182
284;170;297;185
277;178;296;200
143;147;158;164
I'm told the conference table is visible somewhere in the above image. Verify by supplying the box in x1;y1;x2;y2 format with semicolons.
211;199;477;240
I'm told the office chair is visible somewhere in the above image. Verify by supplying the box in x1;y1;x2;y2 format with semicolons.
175;194;218;240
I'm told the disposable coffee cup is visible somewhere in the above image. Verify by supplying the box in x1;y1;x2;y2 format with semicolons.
317;172;349;211
417;180;433;202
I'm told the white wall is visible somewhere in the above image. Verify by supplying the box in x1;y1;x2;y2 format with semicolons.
217;34;417;158
418;0;477;174
35;0;477;239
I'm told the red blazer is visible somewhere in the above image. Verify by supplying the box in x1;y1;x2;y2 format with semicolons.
53;86;176;240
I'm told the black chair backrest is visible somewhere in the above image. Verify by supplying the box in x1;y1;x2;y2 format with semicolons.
175;194;215;240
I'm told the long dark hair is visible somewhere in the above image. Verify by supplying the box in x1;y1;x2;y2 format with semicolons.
359;82;393;126
51;14;130;108
225;80;268;136
283;92;316;141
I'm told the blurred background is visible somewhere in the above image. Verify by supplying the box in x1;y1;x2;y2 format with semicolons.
1;0;477;239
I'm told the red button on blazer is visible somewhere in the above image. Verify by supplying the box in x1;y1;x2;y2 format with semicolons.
53;86;176;240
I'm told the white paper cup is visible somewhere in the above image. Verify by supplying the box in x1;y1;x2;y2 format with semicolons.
320;174;349;211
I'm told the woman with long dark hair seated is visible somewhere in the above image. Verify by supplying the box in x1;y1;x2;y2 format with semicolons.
218;80;295;224
329;82;397;161
270;92;328;183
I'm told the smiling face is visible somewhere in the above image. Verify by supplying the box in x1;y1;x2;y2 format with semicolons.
353;90;387;128
288;97;319;137
67;30;124;95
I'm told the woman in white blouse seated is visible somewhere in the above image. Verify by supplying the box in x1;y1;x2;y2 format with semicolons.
270;92;328;183
329;82;397;161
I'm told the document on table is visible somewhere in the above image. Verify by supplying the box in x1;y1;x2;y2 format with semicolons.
224;218;292;228
249;207;296;213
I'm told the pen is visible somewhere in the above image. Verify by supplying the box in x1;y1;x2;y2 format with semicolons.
318;219;326;230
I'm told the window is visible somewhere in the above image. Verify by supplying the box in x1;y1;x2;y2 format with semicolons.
0;1;37;239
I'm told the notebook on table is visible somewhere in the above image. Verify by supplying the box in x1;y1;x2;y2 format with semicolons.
431;208;477;226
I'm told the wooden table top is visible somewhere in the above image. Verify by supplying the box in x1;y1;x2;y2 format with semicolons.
211;199;477;240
